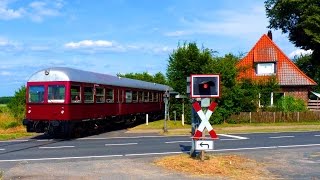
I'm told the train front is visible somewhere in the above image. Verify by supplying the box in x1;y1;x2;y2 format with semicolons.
23;68;71;135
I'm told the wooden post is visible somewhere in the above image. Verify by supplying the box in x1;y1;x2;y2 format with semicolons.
297;112;300;122
273;112;276;123
249;112;252;123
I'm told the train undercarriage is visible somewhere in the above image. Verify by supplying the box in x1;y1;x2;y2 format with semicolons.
23;112;164;138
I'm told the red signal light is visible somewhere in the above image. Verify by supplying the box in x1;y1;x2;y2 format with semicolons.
203;83;208;89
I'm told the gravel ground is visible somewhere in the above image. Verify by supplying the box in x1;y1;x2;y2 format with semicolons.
1;146;319;180
0;156;213;180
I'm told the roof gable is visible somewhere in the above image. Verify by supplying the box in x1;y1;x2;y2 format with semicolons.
237;34;317;86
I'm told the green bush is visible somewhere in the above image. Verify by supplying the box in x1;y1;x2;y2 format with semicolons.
276;96;307;112
0;105;9;113
7;86;26;121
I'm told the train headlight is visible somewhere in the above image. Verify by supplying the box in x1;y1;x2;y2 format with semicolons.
28;110;31;114
61;110;64;114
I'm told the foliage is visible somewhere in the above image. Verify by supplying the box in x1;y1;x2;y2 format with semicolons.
294;54;320;91
166;42;215;95
0;96;12;104
7;86;26;121
166;43;280;124
265;0;320;50
166;42;215;124
275;96;307;112
265;0;320;66
117;71;167;85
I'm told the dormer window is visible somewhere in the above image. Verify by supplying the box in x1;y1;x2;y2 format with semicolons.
256;62;276;75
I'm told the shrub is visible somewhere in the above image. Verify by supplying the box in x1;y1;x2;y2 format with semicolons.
7;86;26;121
276;96;307;112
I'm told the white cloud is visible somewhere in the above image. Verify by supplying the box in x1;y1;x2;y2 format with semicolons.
0;0;64;22
164;30;189;37
29;1;62;22
164;5;268;38
65;40;114;48
289;49;313;59
0;37;22;52
152;46;172;54
0;0;25;20
0;71;11;76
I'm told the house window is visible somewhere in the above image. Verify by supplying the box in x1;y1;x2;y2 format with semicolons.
256;63;276;75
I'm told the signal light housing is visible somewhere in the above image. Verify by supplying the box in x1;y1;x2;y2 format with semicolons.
190;74;220;98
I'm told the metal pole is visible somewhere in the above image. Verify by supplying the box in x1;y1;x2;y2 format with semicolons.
182;99;185;126
190;106;196;157
163;92;168;133
146;114;148;125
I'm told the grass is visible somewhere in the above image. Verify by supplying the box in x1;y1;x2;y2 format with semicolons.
154;154;274;180
0;106;34;140
129;120;320;135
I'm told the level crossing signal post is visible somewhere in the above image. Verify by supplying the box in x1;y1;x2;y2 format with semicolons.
188;74;220;160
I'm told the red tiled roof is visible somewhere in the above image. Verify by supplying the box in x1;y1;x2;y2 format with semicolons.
237;34;317;86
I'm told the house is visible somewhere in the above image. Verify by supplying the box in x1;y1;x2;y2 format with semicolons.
236;31;317;106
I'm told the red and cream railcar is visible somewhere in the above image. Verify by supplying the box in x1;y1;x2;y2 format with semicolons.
23;67;171;136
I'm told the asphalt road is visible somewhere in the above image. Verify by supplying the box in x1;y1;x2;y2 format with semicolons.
0;131;319;162
0;130;320;179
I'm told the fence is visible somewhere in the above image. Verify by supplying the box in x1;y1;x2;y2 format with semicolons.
228;111;320;123
308;100;320;111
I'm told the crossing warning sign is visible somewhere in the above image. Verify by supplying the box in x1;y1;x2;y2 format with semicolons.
192;101;218;140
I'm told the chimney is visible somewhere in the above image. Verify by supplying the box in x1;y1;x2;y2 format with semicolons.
267;30;273;40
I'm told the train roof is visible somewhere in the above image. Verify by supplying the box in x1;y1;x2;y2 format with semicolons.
28;67;172;91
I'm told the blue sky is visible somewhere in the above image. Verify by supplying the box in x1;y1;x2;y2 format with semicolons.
0;0;311;96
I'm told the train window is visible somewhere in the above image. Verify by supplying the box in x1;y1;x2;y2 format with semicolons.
149;92;153;102
71;85;81;103
132;91;138;103
96;87;105;103
153;93;158;102
125;90;132;103
144;92;149;102
28;86;45;103
106;88;114;103
48;85;65;103
138;91;144;102
84;86;94;103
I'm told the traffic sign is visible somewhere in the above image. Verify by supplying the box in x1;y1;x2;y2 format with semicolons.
192;101;218;140
195;140;213;150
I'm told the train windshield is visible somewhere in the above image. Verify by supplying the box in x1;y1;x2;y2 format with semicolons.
28;86;45;103
48;85;65;103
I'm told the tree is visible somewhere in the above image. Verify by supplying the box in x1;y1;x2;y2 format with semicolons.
117;72;167;85
153;72;167;85
265;0;320;64
294;54;320;91
166;42;215;123
0;96;12;104
166;42;214;95
7;86;26;121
